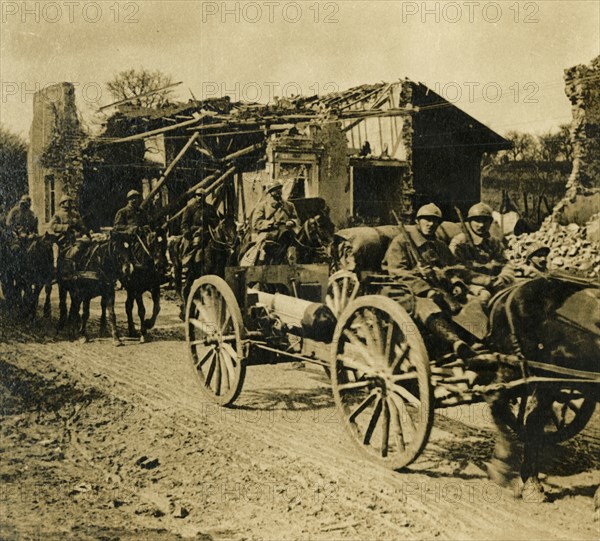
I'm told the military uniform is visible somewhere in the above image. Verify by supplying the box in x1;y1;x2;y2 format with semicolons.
449;227;507;274
250;198;300;242
113;205;150;229
6;201;38;236
49;207;86;248
181;198;219;239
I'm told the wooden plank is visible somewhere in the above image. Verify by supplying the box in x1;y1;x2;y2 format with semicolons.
142;132;200;208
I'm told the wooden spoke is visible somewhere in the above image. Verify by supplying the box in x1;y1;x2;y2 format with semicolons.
387;397;406;453
390;342;410;373
391;372;419;383
195;347;216;369
363;398;383;446
381;398;390;457
337;354;377;375
348;389;379;423
392;384;421;407
337;379;372;392
204;354;217;387
389;392;417;437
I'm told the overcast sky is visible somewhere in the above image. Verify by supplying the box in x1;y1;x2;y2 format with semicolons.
1;0;598;139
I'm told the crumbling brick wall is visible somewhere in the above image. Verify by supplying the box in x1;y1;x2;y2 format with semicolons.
553;55;600;225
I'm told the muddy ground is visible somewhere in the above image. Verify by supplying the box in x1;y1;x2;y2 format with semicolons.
0;290;598;541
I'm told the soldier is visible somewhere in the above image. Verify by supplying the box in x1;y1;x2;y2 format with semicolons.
6;195;38;236
113;190;150;232
382;203;477;359
516;242;550;278
49;195;89;273
246;180;300;264
450;203;513;290
180;188;220;267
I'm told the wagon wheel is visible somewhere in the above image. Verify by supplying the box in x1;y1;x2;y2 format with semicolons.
326;270;360;318
331;296;433;469
186;275;246;406
504;386;596;444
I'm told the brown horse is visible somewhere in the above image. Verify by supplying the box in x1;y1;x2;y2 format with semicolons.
58;233;134;345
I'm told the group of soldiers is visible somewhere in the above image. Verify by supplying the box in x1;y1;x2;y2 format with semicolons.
379;201;549;358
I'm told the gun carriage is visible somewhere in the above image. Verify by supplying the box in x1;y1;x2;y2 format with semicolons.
185;223;599;469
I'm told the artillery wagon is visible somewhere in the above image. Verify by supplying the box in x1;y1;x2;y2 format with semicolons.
184;241;600;469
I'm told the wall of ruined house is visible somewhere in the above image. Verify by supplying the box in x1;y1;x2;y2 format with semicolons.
311;121;351;227
553;55;600;225
28;82;82;225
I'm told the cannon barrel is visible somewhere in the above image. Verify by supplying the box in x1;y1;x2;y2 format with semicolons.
248;288;336;342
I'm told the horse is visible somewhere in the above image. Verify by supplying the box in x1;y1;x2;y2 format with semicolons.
485;274;599;498
1;233;54;320
57;232;134;345
168;216;238;319
294;212;336;266
117;227;168;342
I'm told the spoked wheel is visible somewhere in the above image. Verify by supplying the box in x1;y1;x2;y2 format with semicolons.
326;270;360;318
186;275;246;406
331;296;433;469
504;386;596;444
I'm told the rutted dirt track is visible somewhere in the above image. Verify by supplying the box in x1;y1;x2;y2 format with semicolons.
1;291;598;540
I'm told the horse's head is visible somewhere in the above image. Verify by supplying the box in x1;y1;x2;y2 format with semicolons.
109;231;136;278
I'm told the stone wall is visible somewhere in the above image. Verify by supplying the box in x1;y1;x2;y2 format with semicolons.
27;82;81;224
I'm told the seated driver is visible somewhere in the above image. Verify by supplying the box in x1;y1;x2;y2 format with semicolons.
382;203;479;359
249;180;300;263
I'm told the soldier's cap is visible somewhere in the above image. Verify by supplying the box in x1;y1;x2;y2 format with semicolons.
416;203;442;221
525;242;550;260
467;202;493;220
19;195;32;204
59;194;74;205
127;189;141;200
266;181;284;194
194;188;207;197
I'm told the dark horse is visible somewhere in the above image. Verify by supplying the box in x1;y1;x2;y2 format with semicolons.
1;233;54;320
118;227;168;342
168;215;238;318
485;274;599;498
58;233;134;345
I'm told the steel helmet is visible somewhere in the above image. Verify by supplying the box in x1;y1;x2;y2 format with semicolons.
20;195;32;204
525;242;550;261
59;194;74;206
127;189;141;200
467;203;493;220
416;203;442;220
266;180;284;194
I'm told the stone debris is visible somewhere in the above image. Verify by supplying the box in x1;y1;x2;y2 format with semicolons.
506;213;600;278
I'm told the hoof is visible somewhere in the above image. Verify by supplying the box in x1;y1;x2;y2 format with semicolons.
127;330;139;339
78;336;88;344
113;339;124;347
520;477;549;503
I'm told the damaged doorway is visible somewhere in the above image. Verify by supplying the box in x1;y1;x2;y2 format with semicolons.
351;164;406;225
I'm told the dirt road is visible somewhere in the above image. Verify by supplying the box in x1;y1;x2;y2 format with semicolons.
1;291;598;540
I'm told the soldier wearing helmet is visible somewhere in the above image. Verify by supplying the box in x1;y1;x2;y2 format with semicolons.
49;194;89;275
113;189;151;232
251;180;300;239
382;203;479;359
49;195;87;246
450;202;512;289
6;194;38;236
515;242;550;278
181;188;219;242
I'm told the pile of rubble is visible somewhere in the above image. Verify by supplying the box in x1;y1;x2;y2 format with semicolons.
506;213;600;278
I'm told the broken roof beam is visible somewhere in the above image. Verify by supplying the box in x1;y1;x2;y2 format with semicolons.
339;107;414;119
338;85;386;111
142;132;201;208
219;142;264;163
98;81;183;111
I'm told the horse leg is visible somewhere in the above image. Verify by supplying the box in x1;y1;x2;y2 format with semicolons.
144;285;161;332
520;389;553;502
106;290;123;347
43;281;52;319
99;295;108;336
79;297;90;344
125;290;137;338
136;294;147;343
57;283;68;331
68;295;81;340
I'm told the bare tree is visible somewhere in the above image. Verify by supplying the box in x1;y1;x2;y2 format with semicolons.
106;68;175;108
